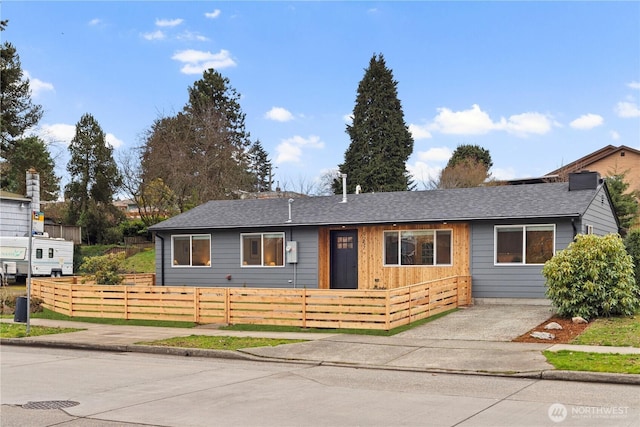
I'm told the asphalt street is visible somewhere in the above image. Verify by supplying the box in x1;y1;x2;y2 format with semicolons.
2;346;639;427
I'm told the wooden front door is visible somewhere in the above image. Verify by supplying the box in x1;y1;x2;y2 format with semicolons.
330;230;358;289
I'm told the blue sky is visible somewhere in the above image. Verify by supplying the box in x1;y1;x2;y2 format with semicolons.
4;1;640;194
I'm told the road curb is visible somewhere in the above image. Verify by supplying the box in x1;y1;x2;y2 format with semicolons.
3;339;638;385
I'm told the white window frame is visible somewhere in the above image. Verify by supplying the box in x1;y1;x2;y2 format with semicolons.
494;224;556;266
171;234;211;268
240;232;285;268
383;229;453;267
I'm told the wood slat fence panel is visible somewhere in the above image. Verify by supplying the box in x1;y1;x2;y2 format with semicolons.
31;275;471;330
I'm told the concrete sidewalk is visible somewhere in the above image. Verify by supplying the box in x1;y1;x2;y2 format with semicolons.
2;316;639;385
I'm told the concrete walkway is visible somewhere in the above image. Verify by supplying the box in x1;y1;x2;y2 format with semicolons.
2;305;639;385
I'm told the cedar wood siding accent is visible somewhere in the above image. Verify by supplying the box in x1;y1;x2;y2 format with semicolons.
155;227;319;288
318;223;470;290
470;219;575;299
580;185;619;235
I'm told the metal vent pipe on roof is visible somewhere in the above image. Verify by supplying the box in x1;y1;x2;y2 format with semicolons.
286;198;294;222
341;174;347;203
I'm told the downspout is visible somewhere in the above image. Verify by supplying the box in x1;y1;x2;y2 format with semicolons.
156;233;165;286
571;218;577;239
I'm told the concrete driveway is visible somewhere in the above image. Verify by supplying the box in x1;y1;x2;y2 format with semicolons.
395;303;555;341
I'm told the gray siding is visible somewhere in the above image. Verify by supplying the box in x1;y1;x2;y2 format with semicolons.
155;227;319;288
0;200;30;237
470;218;575;299
580;186;619;235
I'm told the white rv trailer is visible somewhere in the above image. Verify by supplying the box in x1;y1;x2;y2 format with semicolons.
0;235;74;284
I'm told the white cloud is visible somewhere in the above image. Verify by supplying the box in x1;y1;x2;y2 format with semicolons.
156;18;183;27
265;107;294;122
343;113;353;124
500;112;553;136
425;104;553;138
430;104;496;135
142;30;165;41
38;123;75;146
105;133;124;149
615;101;640;118
407;161;442;188
627;81;640;90
408;123;432;140
569;113;604;130
171;49;236;74
177;31;209;42
275;135;324;164
610;130;620;140
416;147;452;163
88;18;102;26
23;71;54;98
205;10;221;19
491;167;517;181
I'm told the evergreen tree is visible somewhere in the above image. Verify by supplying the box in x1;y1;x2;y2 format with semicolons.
141;69;253;210
335;54;414;194
447;144;493;170
0;21;43;153
248;140;273;192
605;173;639;232
0;136;59;199
65;113;122;243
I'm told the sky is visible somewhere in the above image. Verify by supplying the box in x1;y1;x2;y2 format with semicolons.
3;1;640;195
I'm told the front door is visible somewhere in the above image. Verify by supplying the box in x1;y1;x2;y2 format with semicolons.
330;230;358;289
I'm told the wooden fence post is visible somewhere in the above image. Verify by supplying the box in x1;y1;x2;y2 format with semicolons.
194;288;200;323
385;289;390;330
302;290;307;329
124;286;129;320
224;288;230;324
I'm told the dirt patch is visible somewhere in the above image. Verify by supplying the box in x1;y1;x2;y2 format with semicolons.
512;315;591;344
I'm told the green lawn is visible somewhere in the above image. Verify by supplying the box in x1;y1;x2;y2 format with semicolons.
543;350;640;375
139;335;306;350
122;248;155;274
35;308;197;328
0;322;83;338
570;313;640;347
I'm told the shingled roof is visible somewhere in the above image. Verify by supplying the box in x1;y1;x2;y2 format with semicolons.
149;182;604;232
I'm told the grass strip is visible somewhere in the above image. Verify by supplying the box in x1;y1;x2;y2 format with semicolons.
543;350;640;375
570;314;640;347
34;309;197;328
139;335;306;351
1;323;83;338
220;308;457;336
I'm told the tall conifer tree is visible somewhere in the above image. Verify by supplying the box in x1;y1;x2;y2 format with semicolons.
336;54;414;194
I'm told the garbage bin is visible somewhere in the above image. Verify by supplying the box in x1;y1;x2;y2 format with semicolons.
14;296;27;323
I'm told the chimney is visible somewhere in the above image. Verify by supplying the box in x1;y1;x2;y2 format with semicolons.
25;168;40;212
341;174;347;203
568;171;601;191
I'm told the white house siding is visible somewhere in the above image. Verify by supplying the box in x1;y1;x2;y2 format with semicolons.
0;200;30;236
470;219;576;299
155;227;319;288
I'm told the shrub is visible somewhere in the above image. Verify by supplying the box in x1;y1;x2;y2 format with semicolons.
624;229;640;287
543;234;639;320
80;253;126;285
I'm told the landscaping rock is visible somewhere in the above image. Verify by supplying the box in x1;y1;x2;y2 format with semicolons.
530;331;555;340
544;322;563;330
572;316;588;324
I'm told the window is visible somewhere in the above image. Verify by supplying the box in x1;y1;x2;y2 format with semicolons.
36;248;43;259
48;248;55;258
242;233;284;267
172;235;211;267
384;229;452;266
495;225;554;265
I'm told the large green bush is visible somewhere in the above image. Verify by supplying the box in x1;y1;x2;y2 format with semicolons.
79;253;126;285
543;234;639;320
625;229;640;286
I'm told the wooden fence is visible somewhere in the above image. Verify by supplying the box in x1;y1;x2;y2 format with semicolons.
31;275;471;331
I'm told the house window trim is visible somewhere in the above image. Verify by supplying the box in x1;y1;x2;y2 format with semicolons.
240;232;285;268
494;224;556;266
171;234;212;268
383;229;453;267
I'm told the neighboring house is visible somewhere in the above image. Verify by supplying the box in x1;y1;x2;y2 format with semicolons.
546;145;640;194
0;190;32;236
149;171;618;300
